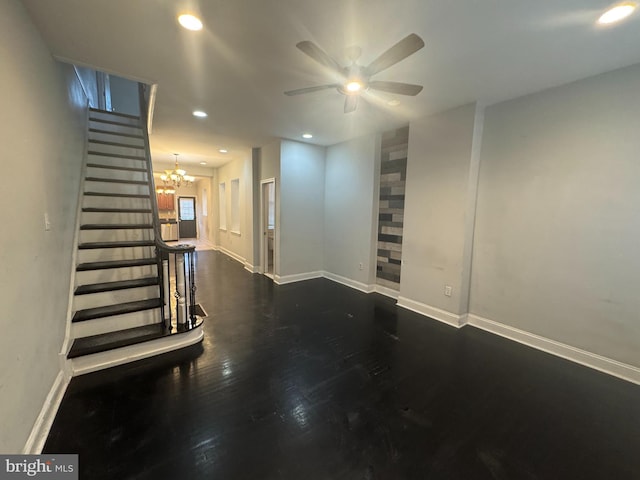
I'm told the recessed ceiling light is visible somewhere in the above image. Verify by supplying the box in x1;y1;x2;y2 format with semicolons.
200;162;207;165
598;2;637;24
388;99;401;107
219;149;228;153
302;133;313;139
193;110;207;118
178;14;203;31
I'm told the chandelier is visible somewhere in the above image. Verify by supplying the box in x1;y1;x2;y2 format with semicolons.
159;153;195;190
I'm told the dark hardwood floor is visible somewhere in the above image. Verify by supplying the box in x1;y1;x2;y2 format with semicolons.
44;250;640;479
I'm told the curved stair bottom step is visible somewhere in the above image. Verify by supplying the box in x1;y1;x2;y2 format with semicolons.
72;306;161;338
69;321;204;376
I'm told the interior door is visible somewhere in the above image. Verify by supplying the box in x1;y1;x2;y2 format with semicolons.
261;180;275;278
178;196;197;239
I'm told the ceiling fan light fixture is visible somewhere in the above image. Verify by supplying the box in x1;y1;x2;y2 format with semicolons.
178;14;203;31
346;81;363;93
598;2;637;24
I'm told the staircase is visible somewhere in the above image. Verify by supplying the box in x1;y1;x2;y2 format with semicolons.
66;106;203;374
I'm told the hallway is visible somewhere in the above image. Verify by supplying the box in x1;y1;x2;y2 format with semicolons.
44;251;640;479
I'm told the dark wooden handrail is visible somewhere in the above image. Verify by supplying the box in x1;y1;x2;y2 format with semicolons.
137;83;195;255
137;83;197;329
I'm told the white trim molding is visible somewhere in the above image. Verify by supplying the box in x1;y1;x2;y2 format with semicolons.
70;325;204;376
374;284;400;300
468;314;640;385
214;245;246;265
22;370;71;454
323;272;374;294
397;297;468;328
244;262;258;274
274;271;323;285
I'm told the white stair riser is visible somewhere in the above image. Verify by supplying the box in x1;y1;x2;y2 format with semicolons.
73;285;160;311
87;142;146;159
89;111;140;126
88;121;142;136
86;166;148;183
88;132;145;147
82;195;151;210
86;153;147;170
76;265;157;285
79;229;154;243
77;246;156;263
81;211;153;224
84;181;150;195
72;308;161;339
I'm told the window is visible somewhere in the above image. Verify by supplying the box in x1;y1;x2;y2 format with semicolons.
202;188;207;216
219;182;226;230
230;178;240;234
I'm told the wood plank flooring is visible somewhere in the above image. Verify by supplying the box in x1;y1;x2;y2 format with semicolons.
44;250;640;479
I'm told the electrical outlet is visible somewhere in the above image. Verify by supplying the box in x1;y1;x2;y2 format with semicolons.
358;262;364;271
44;213;51;231
444;285;452;297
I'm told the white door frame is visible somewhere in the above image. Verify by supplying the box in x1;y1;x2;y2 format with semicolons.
260;178;276;278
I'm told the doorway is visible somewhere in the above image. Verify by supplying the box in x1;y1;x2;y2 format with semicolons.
261;179;276;278
178;196;197;239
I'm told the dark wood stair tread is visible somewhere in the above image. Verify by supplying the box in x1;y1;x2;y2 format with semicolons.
88;150;145;161
85;177;149;185
72;298;162;323
86;163;147;172
80;224;153;230
77;258;157;271
89;139;144;149
67;323;167;358
78;240;155;249
89;128;144;139
84;192;150;198
83;207;152;213
75;277;160;295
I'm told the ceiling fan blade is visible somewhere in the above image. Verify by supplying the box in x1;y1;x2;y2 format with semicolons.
344;95;358;113
296;41;344;74
284;84;339;96
369;81;423;96
365;34;425;76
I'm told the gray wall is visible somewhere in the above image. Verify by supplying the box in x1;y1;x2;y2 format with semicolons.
109;74;140;116
324;134;379;285
73;66;99;108
471;64;640;367
279;140;325;277
401;104;477;314
0;0;87;452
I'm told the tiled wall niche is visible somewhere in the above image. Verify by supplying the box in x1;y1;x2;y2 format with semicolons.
376;126;408;290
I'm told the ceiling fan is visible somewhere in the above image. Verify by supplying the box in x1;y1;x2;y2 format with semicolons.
285;33;425;113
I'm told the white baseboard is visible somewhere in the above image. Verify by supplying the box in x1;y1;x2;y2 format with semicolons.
244;262;258;274
214;245;246;265
70;325;204;376
22;370;71;454
468;314;640;385
323;271;374;293
274;271;324;285
374;284;399;300
397;296;468;328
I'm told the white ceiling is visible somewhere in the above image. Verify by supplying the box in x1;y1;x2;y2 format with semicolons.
23;0;640;168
